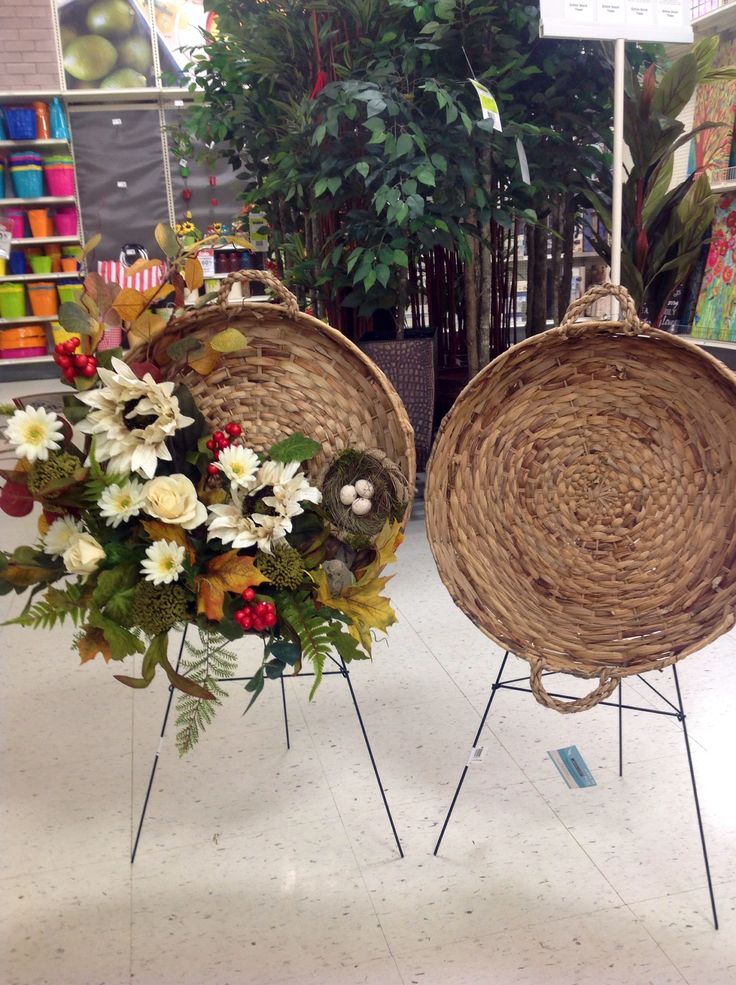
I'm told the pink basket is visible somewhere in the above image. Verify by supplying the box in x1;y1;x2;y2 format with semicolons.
54;208;78;237
96;326;123;351
45;166;75;197
7;211;26;238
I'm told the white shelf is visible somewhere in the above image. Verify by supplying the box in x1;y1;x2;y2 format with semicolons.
0;354;53;365
0;196;76;207
0;271;79;282
0;139;69;149
683;334;736;351
0;88;192;104
0;315;57;325
11;236;80;246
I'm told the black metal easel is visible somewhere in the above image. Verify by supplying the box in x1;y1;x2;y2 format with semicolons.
131;626;404;863
434;651;719;929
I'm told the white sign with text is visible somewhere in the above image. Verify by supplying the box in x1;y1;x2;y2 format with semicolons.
540;0;692;42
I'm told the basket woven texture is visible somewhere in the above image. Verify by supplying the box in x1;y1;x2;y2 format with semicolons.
426;284;736;713
126;270;416;521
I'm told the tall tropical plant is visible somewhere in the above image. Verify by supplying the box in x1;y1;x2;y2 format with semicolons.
585;38;736;326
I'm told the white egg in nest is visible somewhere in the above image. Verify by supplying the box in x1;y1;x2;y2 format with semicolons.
339;484;357;505
354;478;374;499
351;497;372;516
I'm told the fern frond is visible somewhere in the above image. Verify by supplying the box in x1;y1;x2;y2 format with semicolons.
8;582;91;630
275;592;334;698
175;629;238;755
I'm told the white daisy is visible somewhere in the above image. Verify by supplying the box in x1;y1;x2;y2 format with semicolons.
206;501;259;549
43;514;84;558
252;512;292;553
98;479;147;528
4;406;64;463
76;357;194;480
215;445;260;490
141;539;186;585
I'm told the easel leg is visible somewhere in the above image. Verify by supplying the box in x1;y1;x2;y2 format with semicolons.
131;625;188;864
618;680;623;777
672;666;719;930
339;656;404;859
434;651;510;856
280;675;290;750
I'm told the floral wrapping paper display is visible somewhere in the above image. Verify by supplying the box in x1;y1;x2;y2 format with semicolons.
693;193;736;342
0;345;407;755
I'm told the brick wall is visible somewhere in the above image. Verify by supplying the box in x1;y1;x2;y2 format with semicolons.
0;0;59;92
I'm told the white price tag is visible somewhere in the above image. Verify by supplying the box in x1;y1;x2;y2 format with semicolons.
112;118;122;126
467;745;487;765
116;181;128;189
174;100;184;107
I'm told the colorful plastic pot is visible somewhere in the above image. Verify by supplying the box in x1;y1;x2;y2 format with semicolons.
0;326;47;348
9;160;44;198
56;282;83;305
29;255;53;274
5;107;37;140
0;258;5;277
45;166;75;197
54;208;78;237
28;282;58;317
8;251;26;274
27;209;53;238
6;211;26;238
33;101;50;139
0;346;47;359
0;283;27;319
60;257;78;272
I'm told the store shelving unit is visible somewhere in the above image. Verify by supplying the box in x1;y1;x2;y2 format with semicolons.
0;138;69;150
0;196;76;207
10;236;80;246
0;271;78;283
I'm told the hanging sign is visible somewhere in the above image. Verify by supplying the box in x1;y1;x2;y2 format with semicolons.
539;0;692;42
468;79;503;132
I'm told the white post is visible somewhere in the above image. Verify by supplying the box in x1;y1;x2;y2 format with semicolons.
610;38;625;295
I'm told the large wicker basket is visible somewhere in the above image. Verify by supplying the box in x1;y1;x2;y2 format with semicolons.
126;270;416;522
426;284;736;713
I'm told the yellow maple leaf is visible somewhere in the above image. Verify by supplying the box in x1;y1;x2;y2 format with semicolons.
196;551;270;621
77;625;112;664
127;310;167;348
314;566;397;655
184;256;204;291
188;341;222;376
112;286;147;322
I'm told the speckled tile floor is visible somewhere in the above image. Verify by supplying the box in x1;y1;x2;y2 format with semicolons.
1;377;735;985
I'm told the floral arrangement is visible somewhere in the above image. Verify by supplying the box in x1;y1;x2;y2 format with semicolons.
0;348;403;753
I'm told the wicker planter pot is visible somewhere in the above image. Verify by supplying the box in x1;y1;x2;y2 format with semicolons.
426;284;736;713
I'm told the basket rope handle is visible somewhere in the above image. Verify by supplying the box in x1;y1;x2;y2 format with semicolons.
529;658;621;714
558;283;646;339
214;269;300;318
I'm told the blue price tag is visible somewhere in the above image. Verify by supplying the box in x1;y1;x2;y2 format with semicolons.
548;745;596;788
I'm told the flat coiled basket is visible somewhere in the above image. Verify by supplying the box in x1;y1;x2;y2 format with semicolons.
126;270;416;523
426;284;736;713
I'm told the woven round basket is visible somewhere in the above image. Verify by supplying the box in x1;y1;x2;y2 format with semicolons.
426;284;736;713
126;270;415;523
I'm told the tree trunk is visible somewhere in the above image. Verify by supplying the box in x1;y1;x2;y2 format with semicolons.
558;196;576;323
464;211;479;379
478;217;491;367
549;200;562;326
396;268;408;340
528;218;549;335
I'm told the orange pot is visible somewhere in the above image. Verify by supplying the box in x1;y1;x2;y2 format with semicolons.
45;246;62;272
0;326;47;347
27;282;59;317
27;208;53;238
60;257;78;272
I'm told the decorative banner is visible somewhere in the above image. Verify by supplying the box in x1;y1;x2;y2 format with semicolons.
693;193;736;342
468;79;502;132
540;0;692;42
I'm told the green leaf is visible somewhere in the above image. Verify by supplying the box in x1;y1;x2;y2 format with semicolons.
155;222;180;258
167;336;203;360
326;176;341;196
314;177;328;197
244;666;265;711
652;53;697;119
266;640;301;665
90;609;145;662
58;302;95;336
92;564;137;610
313;123;327;145
416;167;436;187
356;161;370;179
396;133;413;157
375;263;390;288
210;327;249;353
268;432;321;463
274;592;333;700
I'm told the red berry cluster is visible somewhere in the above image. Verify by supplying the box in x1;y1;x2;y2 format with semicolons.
54;337;97;383
235;587;277;632
206;421;242;476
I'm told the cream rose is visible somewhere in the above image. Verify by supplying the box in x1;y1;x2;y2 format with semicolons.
62;532;106;577
143;474;207;530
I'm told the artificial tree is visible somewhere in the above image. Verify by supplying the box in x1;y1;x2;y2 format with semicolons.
183;0;613;374
584;37;736;326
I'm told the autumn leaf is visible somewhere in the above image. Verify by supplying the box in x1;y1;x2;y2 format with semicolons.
142;519;195;563
127;310;167;348
184;256;204;291
77;625;112;664
142;283;175;305
196;551;270;621
112;287;148;322
188;341;222;376
373;519;404;568
209;327;249;353
124;258;164;276
314;566;397;654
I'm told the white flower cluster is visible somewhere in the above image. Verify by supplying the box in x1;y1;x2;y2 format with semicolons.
207;454;322;554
